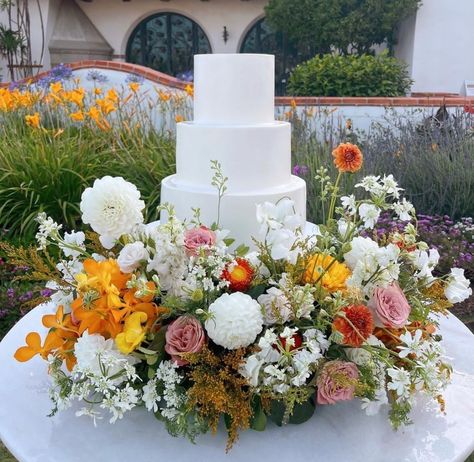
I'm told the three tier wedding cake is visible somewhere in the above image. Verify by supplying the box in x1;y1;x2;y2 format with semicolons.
160;54;306;244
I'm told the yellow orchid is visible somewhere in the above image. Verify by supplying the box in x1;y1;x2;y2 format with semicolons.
115;312;148;354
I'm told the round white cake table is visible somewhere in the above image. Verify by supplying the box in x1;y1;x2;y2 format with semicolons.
1;304;474;462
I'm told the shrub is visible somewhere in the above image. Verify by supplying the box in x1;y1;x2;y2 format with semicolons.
287;52;412;97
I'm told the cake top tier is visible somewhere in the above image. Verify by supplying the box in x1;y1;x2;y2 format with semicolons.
193;54;275;125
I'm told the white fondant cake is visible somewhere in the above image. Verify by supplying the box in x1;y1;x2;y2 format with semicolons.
160;54;306;245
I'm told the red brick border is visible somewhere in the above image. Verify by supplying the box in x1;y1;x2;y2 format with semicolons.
3;60;474;108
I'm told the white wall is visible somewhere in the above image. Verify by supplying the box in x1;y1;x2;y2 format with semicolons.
400;0;474;94
0;0;56;81
75;0;267;57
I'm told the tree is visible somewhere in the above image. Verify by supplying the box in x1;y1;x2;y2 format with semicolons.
265;0;422;55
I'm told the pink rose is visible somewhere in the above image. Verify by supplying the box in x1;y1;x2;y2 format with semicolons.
184;226;216;256
165;316;206;366
368;283;410;328
317;360;359;405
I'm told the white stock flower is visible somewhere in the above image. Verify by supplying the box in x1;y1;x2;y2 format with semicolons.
117;241;150;273
341;195;357;214
258;287;292;325
205;292;263;349
392;198;414;222
239;355;264;387
445;268;472;303
266;227;299;263
359;203;381;229
410;248;440;283
256;198;303;234
344;237;380;270
80;176;145;249
59;231;85;258
361;387;388;416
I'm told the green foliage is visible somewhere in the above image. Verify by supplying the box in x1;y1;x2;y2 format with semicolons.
287;52;412;97
265;0;421;55
0;125;175;239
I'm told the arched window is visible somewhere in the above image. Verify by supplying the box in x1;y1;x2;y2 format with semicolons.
240;18;309;95
126;13;211;79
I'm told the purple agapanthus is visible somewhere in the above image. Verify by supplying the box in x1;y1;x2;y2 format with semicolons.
125;73;145;84
37;63;73;88
86;69;109;83
176;70;193;82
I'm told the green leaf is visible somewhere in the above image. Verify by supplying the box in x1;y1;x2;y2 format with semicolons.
235;244;250;256
250;396;267;431
246;284;267;300
288;397;316;425
268;400;286;427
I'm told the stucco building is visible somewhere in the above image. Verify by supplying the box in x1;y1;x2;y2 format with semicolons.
1;0;473;95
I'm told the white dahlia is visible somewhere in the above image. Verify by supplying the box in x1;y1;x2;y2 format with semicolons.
205;292;263;349
80;176;145;248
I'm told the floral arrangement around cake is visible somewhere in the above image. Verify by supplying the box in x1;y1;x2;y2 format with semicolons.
13;143;472;450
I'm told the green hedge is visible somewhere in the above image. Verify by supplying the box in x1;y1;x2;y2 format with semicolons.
287;52;412;97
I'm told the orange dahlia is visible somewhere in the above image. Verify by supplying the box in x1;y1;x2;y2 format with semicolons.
333;304;374;347
304;254;351;293
332;142;363;173
222;258;254;292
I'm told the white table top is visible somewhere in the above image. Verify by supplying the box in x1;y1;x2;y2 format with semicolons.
1;304;474;462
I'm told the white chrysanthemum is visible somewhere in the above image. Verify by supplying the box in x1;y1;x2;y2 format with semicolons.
80;176;145;248
117;241;150;273
205;292;263;349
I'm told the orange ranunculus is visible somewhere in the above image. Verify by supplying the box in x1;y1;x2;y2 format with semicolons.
332;142;363;173
175;114;184;123
304;254;351;293
333;304;374;347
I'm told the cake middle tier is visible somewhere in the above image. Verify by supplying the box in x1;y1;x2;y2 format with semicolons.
160;174;307;246
175;121;292;192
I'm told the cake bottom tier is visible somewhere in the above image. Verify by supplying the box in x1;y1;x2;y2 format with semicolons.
160;174;307;247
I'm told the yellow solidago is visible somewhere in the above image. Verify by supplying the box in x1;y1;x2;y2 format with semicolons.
304;253;351;293
116;311;148;354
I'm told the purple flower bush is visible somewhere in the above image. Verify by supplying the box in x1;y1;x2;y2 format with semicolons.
374;213;474;281
0;254;40;340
